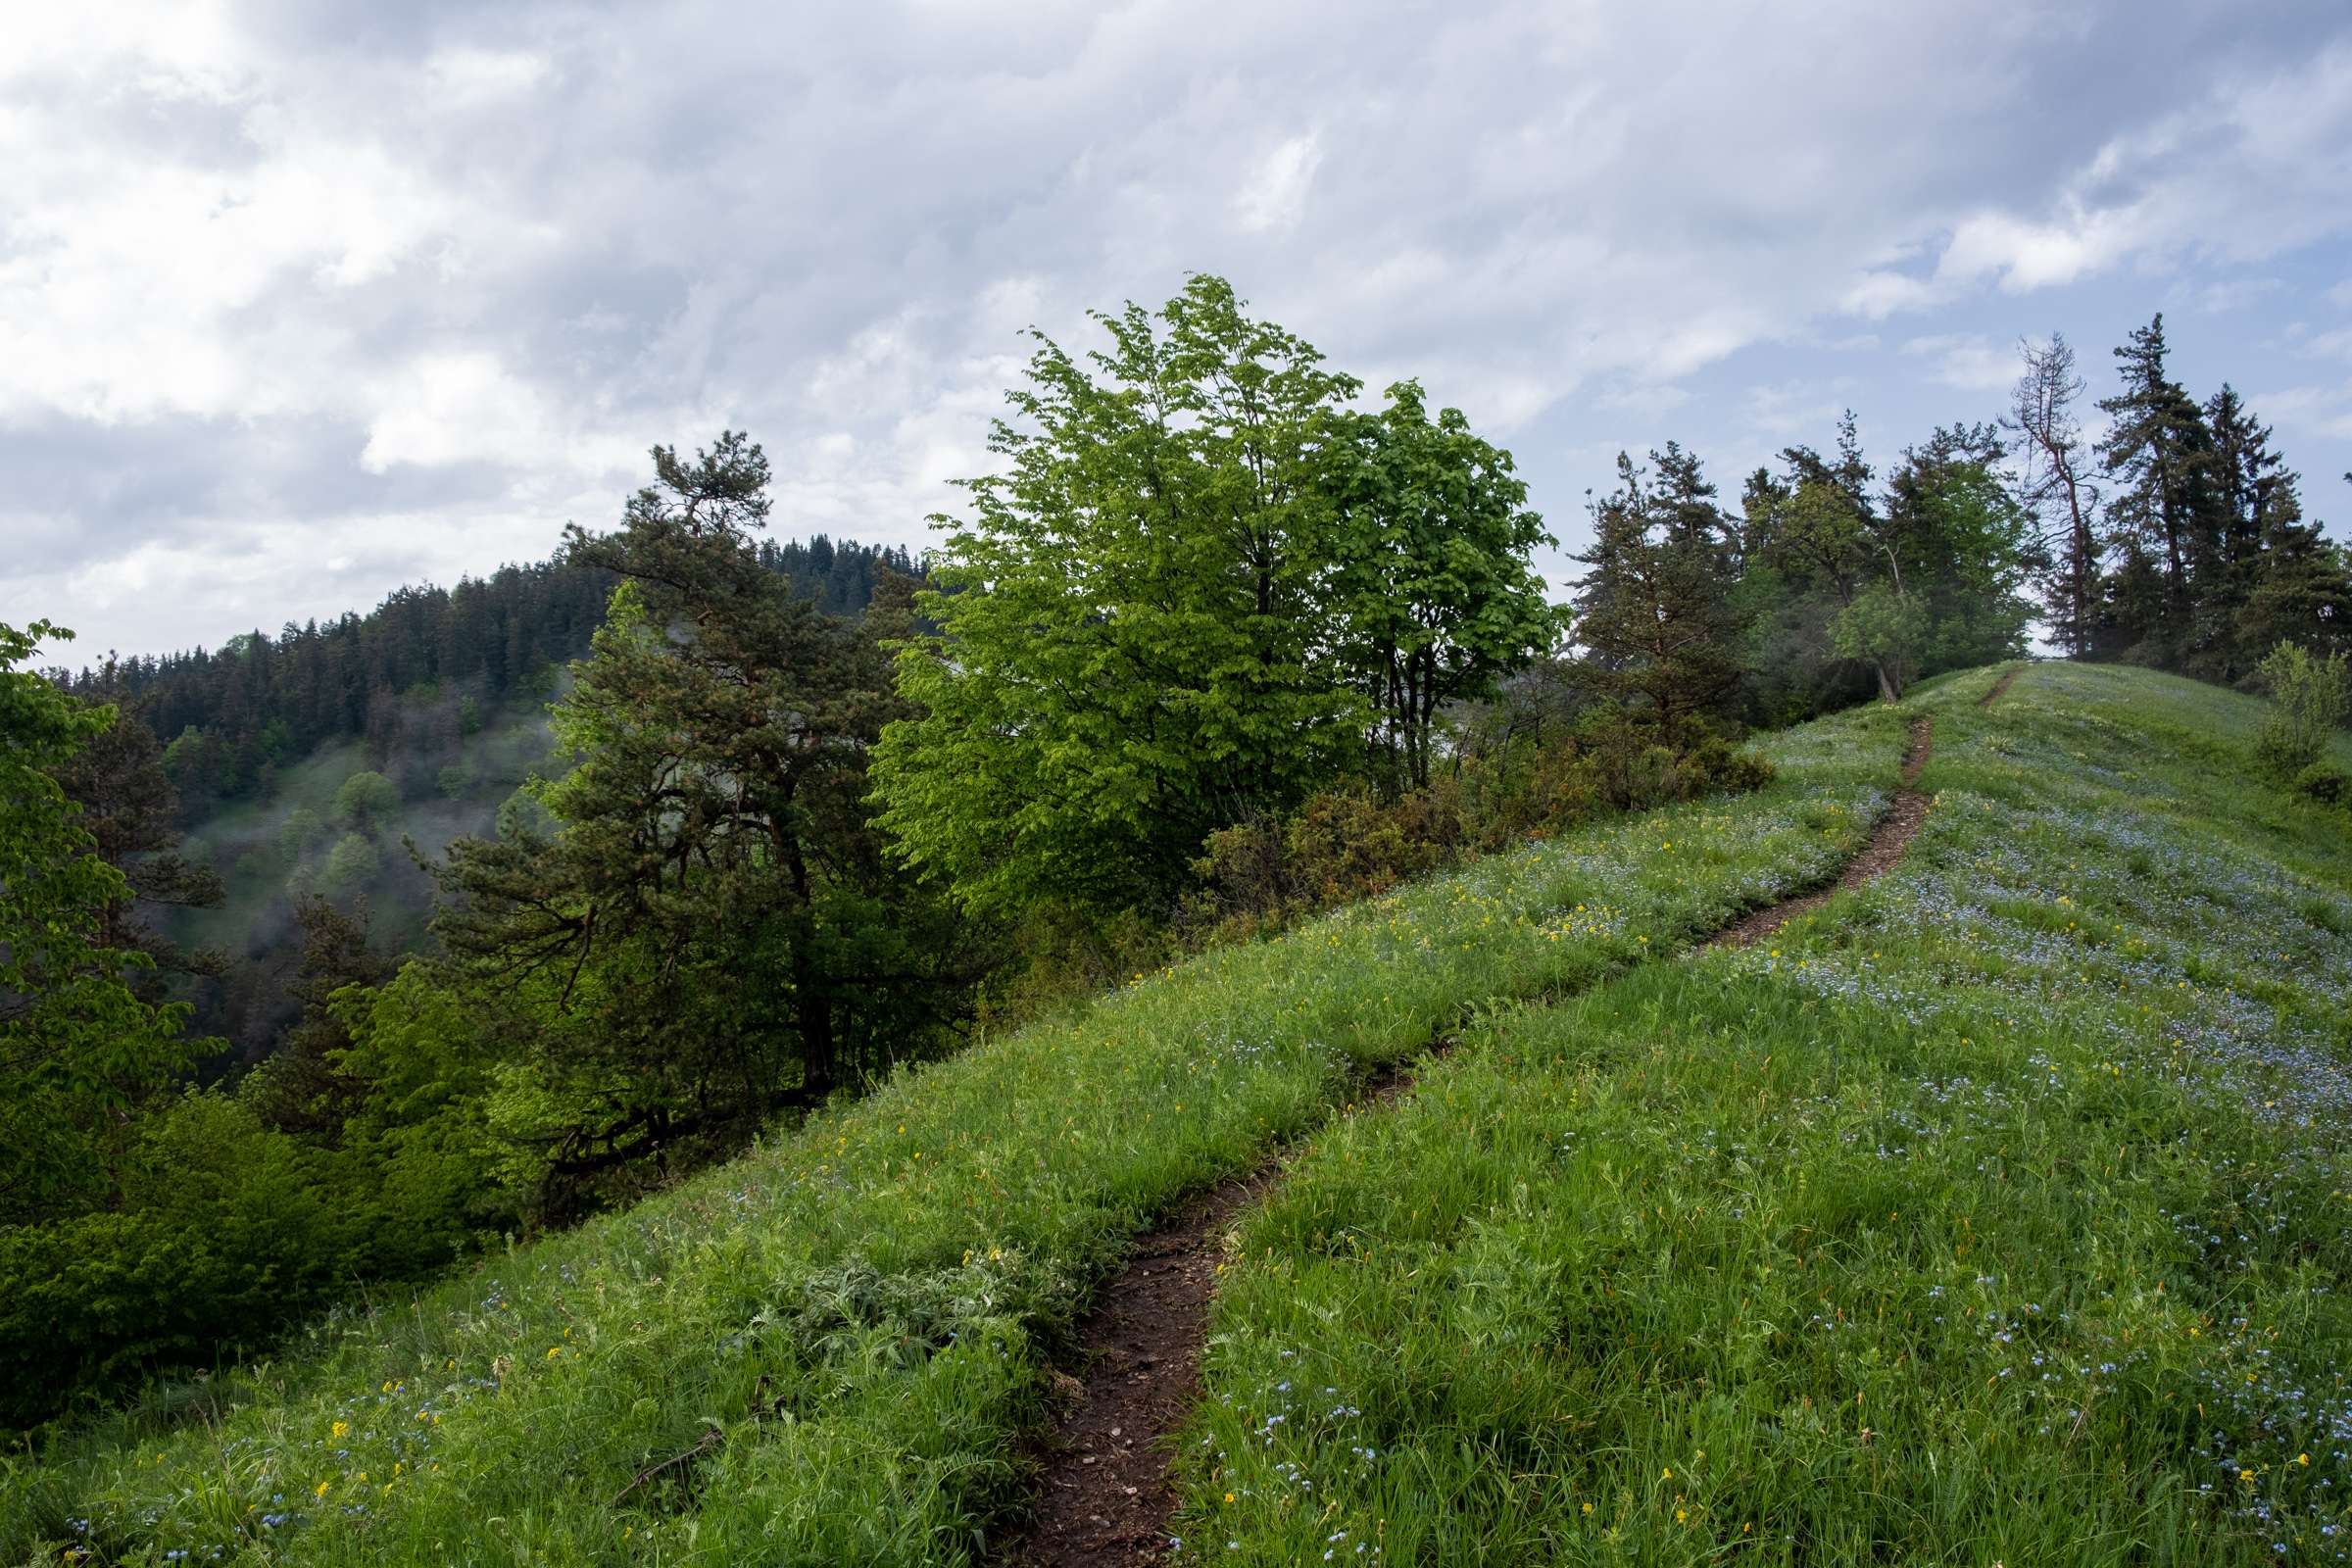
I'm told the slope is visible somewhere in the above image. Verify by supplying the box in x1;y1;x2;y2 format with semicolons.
3;688;1909;1562
1188;662;2352;1565
7;663;2347;1568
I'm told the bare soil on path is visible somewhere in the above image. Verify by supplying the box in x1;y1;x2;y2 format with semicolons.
1001;711;1943;1566
1708;715;1934;951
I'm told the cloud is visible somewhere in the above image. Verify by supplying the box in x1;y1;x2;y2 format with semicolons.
1900;334;2021;392
1234;133;1323;233
1846;38;2352;317
2254;385;2352;442
9;0;2352;657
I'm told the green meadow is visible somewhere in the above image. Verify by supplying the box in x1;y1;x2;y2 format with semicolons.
1188;662;2352;1565
8;662;2350;1567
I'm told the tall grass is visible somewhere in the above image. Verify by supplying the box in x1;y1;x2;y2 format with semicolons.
3;696;1913;1564
1184;662;2352;1566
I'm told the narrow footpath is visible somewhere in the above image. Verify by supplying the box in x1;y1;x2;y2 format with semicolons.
1002;701;1964;1567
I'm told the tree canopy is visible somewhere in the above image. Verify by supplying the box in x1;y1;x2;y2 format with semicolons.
870;274;1559;920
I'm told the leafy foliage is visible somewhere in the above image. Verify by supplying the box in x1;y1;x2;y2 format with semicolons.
0;622;193;1229
872;276;1559;921
2253;640;2351;779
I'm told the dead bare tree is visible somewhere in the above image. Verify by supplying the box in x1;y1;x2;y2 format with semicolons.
2002;332;2102;657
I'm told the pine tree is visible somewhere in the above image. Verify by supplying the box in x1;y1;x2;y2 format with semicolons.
1570;448;1746;739
433;436;970;1211
2098;315;2216;664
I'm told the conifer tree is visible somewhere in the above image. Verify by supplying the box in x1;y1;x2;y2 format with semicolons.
1569;447;1746;738
2098;314;2217;662
433;436;968;1210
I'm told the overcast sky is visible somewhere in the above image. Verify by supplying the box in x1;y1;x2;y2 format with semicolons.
7;0;2352;662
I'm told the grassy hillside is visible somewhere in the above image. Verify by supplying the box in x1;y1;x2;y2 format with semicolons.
1193;662;2352;1565
7;664;2349;1565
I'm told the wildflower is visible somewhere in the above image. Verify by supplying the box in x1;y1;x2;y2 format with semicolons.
1582;1502;1593;1516
315;1482;330;1499
330;1421;348;1440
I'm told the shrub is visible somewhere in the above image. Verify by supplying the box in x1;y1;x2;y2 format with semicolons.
2293;760;2351;808
1578;715;1777;812
2253;641;2350;778
1196;724;1774;937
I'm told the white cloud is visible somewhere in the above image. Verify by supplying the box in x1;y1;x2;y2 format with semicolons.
1232;133;1323;233
2254;385;2352;441
1900;333;2019;391
10;0;2352;655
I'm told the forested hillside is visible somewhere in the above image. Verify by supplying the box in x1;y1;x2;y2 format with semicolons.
4;275;2348;1471
36;538;920;1062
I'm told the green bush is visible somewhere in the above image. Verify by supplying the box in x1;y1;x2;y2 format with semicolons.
0;1097;356;1430
2294;759;2351;808
2253;640;2350;778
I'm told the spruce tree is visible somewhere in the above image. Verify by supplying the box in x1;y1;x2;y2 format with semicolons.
2098;315;2217;664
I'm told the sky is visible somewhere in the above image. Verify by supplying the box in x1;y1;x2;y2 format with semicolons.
6;0;2352;662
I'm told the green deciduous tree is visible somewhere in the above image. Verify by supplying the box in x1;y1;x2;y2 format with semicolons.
1333;380;1563;790
332;769;401;834
872;275;1368;918
0;621;193;1226
2253;641;2350;779
321;832;382;893
872;276;1554;918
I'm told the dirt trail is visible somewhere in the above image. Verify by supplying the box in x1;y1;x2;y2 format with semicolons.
1003;715;1939;1566
1709;716;1933;951
1002;1075;1414;1568
1979;664;2024;707
1003;1170;1275;1566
